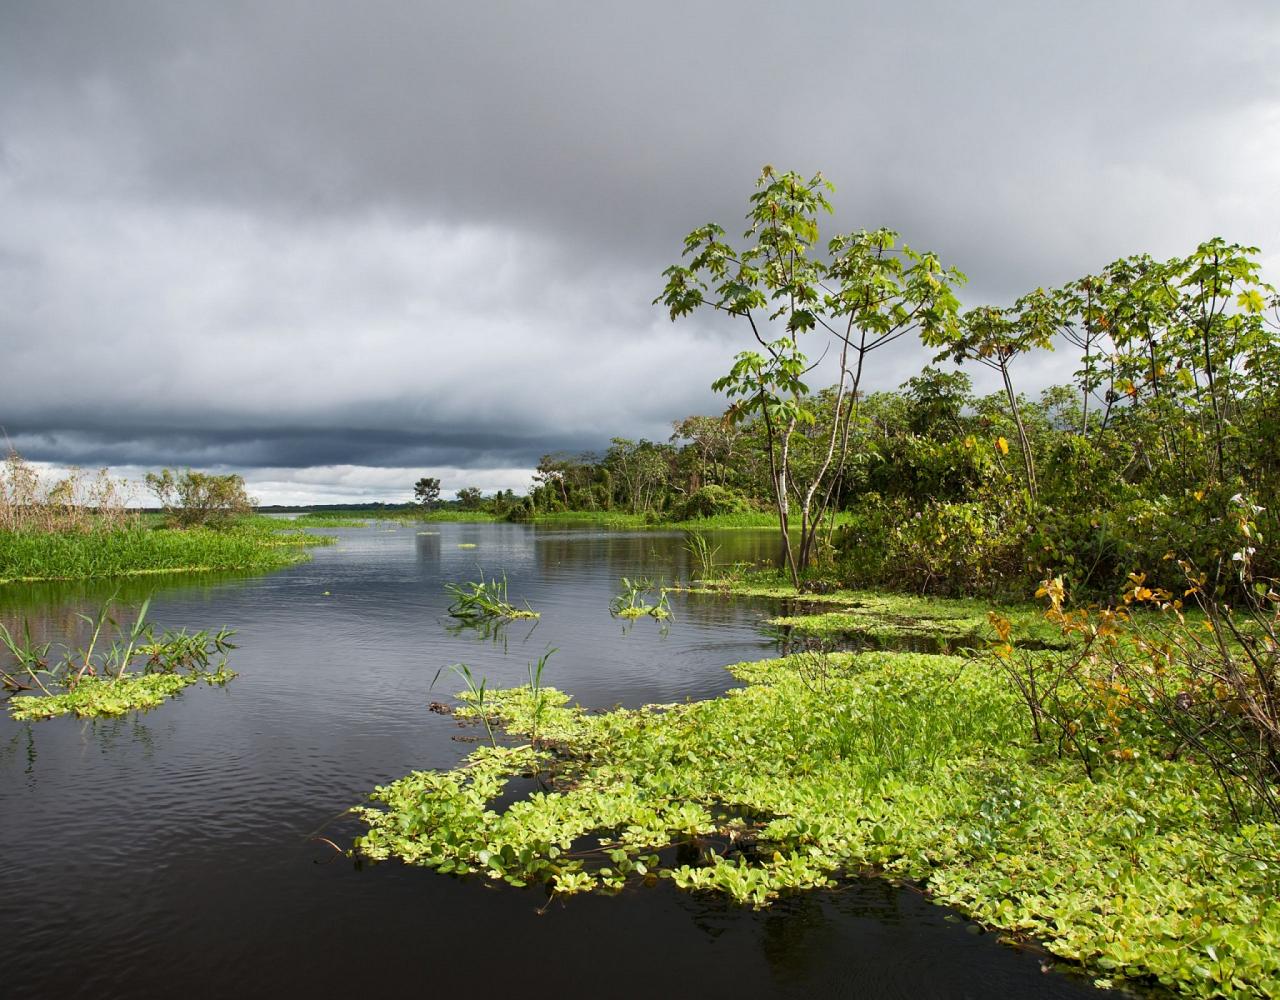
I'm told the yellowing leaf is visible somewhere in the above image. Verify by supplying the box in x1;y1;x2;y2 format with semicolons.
1237;288;1266;313
996;436;1009;455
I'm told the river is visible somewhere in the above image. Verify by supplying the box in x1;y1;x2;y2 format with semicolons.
0;521;1109;998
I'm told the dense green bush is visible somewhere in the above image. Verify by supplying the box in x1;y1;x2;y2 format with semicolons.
673;484;755;520
833;496;1028;597
145;468;254;527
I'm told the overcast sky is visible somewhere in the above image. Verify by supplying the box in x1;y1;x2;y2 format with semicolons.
3;1;1279;504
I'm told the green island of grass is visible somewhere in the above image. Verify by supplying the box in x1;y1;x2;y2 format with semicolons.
682;575;1070;649
0;515;333;584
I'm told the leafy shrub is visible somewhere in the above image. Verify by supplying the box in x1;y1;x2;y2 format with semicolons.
145;468;254;527
993;560;1280;820
834;496;1028;597
674;484;754;520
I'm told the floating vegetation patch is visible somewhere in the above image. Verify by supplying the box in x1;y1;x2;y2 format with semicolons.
9;670;233;720
2;597;238;720
445;573;539;622
684;578;1067;649
609;577;672;620
356;648;1280;998
761;622;974;657
287;514;369;528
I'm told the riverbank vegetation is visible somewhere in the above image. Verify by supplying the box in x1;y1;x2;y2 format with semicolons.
0;450;333;583
2;597;237;719
513;168;1280;605
288;506;787;531
294;508;503;525
0;518;330;584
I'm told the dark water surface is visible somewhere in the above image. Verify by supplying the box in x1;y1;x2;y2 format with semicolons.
1;522;1109;999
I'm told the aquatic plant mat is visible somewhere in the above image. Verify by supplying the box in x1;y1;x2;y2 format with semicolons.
8;670;232;720
358;641;1280;997
3;598;238;720
683;579;1071;651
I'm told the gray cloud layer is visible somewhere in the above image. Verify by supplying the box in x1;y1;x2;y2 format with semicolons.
3;1;1279;499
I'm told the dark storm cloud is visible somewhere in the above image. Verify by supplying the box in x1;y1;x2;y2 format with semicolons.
3;1;1279;499
1;423;599;471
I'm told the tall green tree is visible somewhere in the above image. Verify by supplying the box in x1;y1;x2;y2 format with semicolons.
658;166;962;583
455;487;483;510
924;292;1055;500
413;476;441;507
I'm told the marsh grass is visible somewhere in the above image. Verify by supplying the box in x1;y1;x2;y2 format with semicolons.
433;663;497;747
609;577;672;620
683;530;720;579
445;573;539;622
526;647;556;749
0;518;331;584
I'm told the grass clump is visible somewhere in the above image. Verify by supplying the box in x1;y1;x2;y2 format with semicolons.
287;513;370;528
609;577;672;620
444;573;539;622
684;530;720;579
